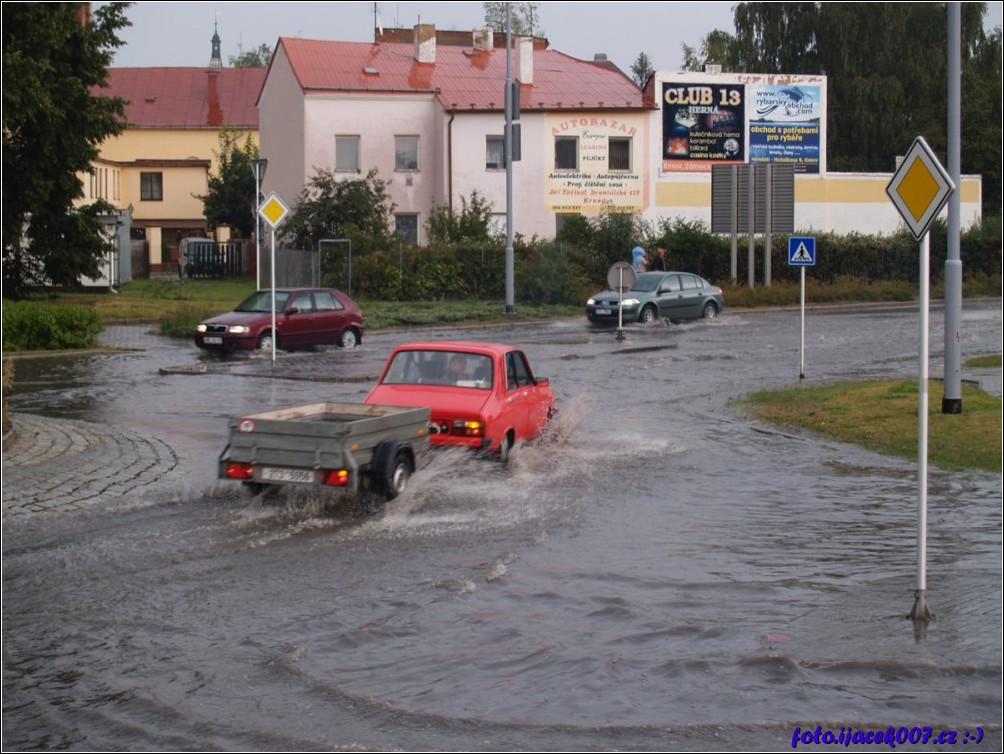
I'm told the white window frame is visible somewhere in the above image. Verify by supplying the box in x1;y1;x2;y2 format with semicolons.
335;135;360;172
395;135;419;171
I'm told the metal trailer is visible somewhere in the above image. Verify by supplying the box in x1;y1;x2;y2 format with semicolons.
218;401;430;500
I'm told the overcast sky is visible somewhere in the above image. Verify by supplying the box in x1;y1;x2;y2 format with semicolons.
106;1;739;73
106;2;1004;75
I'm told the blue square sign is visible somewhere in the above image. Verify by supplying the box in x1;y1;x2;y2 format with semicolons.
789;236;815;266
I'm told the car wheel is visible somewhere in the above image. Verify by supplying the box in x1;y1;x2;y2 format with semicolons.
640;304;658;324
702;302;719;320
385;451;413;499
257;330;275;351
498;432;513;464
338;328;359;348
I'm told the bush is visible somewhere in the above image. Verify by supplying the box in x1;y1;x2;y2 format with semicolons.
2;299;103;351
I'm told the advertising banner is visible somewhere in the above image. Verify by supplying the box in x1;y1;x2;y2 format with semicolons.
545;114;647;213
661;82;745;173
747;84;822;173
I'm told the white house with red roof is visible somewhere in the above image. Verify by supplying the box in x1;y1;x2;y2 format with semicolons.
258;25;654;245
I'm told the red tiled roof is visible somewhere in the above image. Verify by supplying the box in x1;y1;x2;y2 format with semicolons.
101;67;266;128
279;38;651;112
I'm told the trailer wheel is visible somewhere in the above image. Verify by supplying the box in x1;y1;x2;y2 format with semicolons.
372;441;415;501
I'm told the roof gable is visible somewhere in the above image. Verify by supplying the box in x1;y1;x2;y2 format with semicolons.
278;38;650;112
101;67;267;128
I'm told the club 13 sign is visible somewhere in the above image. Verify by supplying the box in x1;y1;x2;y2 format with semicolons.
662;82;745;173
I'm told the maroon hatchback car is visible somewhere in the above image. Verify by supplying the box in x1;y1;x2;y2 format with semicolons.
194;288;364;352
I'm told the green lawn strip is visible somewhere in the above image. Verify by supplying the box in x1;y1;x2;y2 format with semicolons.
734;380;1002;472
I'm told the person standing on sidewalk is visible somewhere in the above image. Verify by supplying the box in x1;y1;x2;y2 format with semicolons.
650;246;667;271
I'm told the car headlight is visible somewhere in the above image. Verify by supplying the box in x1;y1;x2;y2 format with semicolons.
196;324;207;333
586;297;596;305
622;298;640;306
228;325;250;334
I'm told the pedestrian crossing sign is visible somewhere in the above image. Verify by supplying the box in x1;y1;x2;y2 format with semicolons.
788;236;815;266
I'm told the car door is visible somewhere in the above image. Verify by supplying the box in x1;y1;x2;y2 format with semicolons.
312;290;347;345
281;291;319;347
677;274;705;319
655;274;686;320
502;350;548;440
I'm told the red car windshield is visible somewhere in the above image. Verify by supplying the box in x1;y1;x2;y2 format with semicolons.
381;350;493;389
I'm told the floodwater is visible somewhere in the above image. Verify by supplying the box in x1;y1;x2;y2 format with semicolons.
3;301;1001;751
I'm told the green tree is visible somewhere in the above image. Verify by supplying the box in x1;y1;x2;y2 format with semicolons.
3;2;130;298
228;42;272;68
482;2;544;36
426;191;497;246
630;52;654;88
681;29;739;72
279;168;395;253
200;128;259;238
684;2;1002;214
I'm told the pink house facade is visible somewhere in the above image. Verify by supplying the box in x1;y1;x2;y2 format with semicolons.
257;26;653;246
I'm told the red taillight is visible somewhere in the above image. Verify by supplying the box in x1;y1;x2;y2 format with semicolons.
226;462;254;480
452;419;484;437
322;469;350;487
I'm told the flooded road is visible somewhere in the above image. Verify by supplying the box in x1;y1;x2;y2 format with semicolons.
3;301;1001;751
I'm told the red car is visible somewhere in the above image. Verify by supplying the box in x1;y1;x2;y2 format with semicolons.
194;287;364;351
364;341;556;461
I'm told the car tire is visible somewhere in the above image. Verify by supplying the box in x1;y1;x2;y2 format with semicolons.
702;302;719;320
257;330;275;351
372;441;414;501
498;432;513;464
338;328;360;348
385;451;413;499
640;304;659;324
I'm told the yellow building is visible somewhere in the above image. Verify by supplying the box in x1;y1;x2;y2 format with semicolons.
89;30;264;278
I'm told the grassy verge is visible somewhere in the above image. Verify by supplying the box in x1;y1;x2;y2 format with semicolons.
732;379;1002;471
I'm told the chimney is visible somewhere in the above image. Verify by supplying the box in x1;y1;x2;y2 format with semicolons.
473;27;494;52
207;70;223;126
414;23;436;63
515;36;533;84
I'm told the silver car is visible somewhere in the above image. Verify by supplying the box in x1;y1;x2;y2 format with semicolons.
586;271;725;325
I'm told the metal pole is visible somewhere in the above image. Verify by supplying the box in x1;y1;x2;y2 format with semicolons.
270;224;277;365
943;2;963;413
764;165;772;287
504;3;515;314
799;266;806;379
730;165;738;282
911;232;931;622
747;165;755;288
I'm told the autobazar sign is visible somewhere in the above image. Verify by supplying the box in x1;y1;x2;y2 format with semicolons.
545;114;647;214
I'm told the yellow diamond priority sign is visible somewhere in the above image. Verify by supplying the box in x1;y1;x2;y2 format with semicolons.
886;136;954;241
258;192;289;229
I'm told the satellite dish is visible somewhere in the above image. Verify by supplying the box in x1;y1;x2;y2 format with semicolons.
607;261;636;292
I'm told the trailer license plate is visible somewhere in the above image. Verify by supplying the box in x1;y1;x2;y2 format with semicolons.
204;336;223;344
261;467;315;484
595;308;612;315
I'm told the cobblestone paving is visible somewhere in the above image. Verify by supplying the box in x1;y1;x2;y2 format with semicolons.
2;414;185;518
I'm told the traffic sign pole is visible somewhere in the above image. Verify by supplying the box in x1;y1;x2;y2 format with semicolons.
909;233;931;622
886;137;953;624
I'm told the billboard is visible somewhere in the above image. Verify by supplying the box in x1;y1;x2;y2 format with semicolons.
747;84;822;174
545;114;648;214
659;73;826;175
661;82;745;173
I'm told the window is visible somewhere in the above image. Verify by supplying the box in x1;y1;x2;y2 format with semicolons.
554;136;578;170
395;136;419;171
395;213;419;244
314;291;344;311
140;172;163;201
609;137;631;171
335;135;360;172
486;136;504;170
